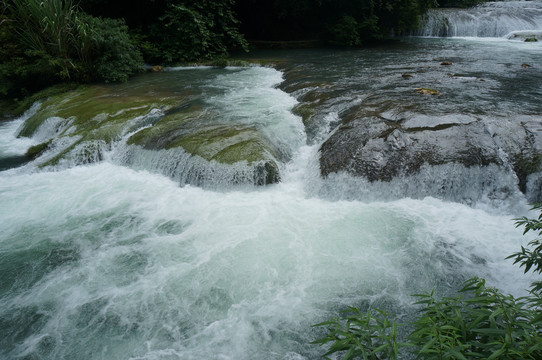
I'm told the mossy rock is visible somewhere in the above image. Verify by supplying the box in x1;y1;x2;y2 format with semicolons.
16;72;284;184
513;153;542;194
25;141;51;160
17;85;180;140
414;88;440;95
128;109;278;166
293;103;316;126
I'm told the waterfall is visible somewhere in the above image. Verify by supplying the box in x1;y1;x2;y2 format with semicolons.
415;1;542;38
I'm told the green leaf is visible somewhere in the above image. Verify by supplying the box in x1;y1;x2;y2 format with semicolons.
448;348;468;360
487;347;506;360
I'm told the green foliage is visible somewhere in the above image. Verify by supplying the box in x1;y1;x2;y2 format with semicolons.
10;0;80;80
0;3;58;98
312;308;404;360
314;279;542;360
410;278;542;359
508;204;542;294
235;0;436;46
320;0;436;46
77;14;143;83
144;0;248;64
0;0;142;102
314;207;542;359
326;16;362;47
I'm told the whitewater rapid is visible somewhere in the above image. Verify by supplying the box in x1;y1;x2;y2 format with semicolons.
1;37;540;359
0;160;534;360
415;1;542;39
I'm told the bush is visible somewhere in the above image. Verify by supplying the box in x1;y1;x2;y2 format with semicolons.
409;278;542;359
0;0;142;101
313;205;542;359
145;0;248;64
320;0;435;47
326;16;362;47
77;14;143;83
312;308;402;360
508;204;542;294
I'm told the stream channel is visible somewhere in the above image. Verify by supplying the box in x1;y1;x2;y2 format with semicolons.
1;2;542;359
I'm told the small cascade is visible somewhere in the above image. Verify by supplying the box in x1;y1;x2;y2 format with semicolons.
415;1;542;38
0;103;41;169
114;144;280;188
312;163;527;212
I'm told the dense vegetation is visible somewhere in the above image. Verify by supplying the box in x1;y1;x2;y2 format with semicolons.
0;0;492;111
313;205;542;359
1;0;142;103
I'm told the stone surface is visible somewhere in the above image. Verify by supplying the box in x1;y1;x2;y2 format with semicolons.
17;81;281;184
319;111;542;196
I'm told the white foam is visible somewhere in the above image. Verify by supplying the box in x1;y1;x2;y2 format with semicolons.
0;102;41;157
0;163;535;359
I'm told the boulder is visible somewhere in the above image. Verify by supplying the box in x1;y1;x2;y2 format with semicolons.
414;88;440;95
17;77;282;185
319;110;542;200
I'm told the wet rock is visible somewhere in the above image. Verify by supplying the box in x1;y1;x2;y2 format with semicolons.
25;141;51;160
152;65;164;72
525;38;538;42
17;80;282;185
319;112;542;200
320;115;498;182
521;63;532;68
440;61;453;66
414;88;440;95
402;73;413;79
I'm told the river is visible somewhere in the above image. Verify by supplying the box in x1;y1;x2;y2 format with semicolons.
1;2;541;359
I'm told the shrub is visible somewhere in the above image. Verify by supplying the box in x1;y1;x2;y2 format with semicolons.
10;0;80;80
1;0;142;100
313;206;542;359
77;14;143;83
409;278;542;359
508;204;542;294
146;0;248;64
312;308;402;360
326;16;362;47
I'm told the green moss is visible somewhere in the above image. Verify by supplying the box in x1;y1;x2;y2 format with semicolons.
515;153;542;175
18;84;180;140
170;126;272;164
211;139;266;164
126;108;202;147
128;110;276;166
25;140;51;160
293;103;316;126
37;141;79;168
525;38;538;42
15;75;282;176
2;83;81;119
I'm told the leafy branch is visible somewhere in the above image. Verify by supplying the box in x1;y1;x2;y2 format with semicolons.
314;205;542;359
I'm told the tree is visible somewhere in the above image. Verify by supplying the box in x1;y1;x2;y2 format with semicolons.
145;0;248;64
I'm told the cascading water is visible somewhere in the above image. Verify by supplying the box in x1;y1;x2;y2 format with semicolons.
415;1;542;38
1;34;541;360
